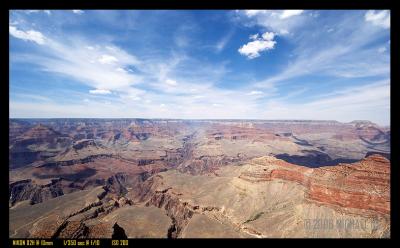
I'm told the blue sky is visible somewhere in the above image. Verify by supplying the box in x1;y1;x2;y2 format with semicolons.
9;10;390;125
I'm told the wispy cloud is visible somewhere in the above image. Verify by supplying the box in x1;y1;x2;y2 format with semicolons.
247;90;263;96
165;79;177;86
378;47;387;53
365;10;390;29
10;27;142;97
280;10;304;19
238;10;308;35
24;10;51;15
262;80;390;125
11;93;53;102
9;25;46;45
215;28;235;52
98;54;119;64
9;18;252;119
89;89;112;95
251;11;390;88
72;10;84;15
9;10;390;125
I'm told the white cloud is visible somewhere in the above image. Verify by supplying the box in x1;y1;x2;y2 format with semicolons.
247;90;263;95
25;10;40;14
365;10;390;29
280;10;304;19
25;10;51;15
378;47;387;53
7;14;247;120
238;31;276;59
249;33;259;40
254;12;390;88
38;43;141;90
261;32;275;40
10;20;236;119
89;89;112;95
9;26;46;45
244;10;267;17
165;79;177;86
98;54;118;64
9;11;389;125
244;9;304;20
72;10;84;14
10;80;389;124
239;10;307;35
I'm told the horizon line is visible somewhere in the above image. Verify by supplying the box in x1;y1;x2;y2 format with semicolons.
9;117;389;125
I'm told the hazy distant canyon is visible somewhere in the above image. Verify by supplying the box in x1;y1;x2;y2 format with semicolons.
9;119;390;238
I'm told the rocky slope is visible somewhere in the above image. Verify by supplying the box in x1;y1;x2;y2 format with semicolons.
123;154;390;238
239;154;390;216
9;154;390;238
9;119;391;238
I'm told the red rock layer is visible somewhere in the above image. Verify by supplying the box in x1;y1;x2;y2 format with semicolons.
239;154;390;216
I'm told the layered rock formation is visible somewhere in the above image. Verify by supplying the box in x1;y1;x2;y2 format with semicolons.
9;119;391;238
9;154;391;238
125;155;389;238
239;154;390;216
9;178;65;206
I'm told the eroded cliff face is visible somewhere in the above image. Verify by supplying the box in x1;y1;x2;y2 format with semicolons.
9;119;391;238
9;178;65;206
120;154;390;238
10;119;391;173
9;153;391;238
239;154;390;216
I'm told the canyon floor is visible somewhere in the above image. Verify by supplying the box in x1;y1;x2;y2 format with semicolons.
9;119;390;238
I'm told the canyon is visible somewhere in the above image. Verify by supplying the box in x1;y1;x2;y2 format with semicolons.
9;119;390;238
